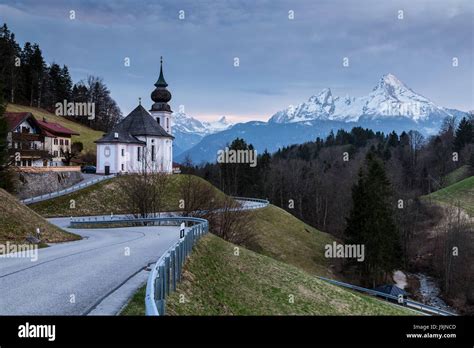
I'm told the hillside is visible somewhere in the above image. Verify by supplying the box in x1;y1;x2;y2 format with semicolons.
443;165;472;187
247;205;335;276
6;104;103;154
427;176;474;217
122;234;414;315
30;174;227;217
0;188;80;245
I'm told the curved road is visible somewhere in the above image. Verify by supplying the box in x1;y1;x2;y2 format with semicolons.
0;200;266;315
0;217;184;315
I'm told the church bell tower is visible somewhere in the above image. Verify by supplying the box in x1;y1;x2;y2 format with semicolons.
150;56;172;134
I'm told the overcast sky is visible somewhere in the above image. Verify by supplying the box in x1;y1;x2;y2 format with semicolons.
1;0;473;122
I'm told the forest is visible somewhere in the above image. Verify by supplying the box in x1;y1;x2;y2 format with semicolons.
0;23;121;132
186;116;474;311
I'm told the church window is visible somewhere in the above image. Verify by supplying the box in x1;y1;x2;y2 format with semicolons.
137;147;141;161
151;145;155;161
121;148;125;157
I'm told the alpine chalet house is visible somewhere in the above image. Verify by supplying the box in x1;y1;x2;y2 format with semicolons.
36;118;79;166
95;58;174;175
5;112;79;167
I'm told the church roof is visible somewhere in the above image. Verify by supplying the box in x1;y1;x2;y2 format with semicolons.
95;104;173;144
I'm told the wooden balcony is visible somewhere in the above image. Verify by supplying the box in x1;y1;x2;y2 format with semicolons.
12;132;44;142
8;148;51;159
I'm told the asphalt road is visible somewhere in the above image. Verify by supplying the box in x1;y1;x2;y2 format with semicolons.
0;217;183;315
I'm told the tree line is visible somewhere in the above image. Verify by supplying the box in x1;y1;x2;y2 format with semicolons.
0;23;121;132
184;115;473;288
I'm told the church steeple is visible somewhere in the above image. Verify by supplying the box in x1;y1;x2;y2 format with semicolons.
150;56;172;112
154;57;168;88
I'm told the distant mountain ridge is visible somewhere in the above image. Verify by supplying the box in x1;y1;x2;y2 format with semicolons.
172;111;233;155
269;74;458;124
175;73;468;164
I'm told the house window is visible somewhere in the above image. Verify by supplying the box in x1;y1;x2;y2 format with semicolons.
151;145;155;161
54;139;58;145
121;148;125;157
137;147;141;162
60;139;64;146
65;139;69;146
104;147;111;157
53;150;58;157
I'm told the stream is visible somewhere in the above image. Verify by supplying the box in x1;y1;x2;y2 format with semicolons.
414;273;456;313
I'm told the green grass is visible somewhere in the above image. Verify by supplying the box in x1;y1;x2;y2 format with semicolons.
121;234;415;316
0;188;80;246
6;103;103;154
247;205;336;276
29;174;227;217
443;165;472;187
426;175;474;217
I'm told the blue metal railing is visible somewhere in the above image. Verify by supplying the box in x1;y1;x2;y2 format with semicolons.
316;276;457;316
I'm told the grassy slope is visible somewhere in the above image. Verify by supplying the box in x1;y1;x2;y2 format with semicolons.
122;234;414;315
6;104;103;154
0;188;80;245
248;205;335;277
29;174;227;217
443;165;471;187
426;175;474;216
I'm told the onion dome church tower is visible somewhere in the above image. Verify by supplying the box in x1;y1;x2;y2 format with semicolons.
150;57;172;134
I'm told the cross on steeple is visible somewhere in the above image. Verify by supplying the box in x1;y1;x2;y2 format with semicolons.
138;97;142;105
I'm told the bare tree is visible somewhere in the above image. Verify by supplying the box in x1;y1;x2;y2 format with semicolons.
118;148;170;218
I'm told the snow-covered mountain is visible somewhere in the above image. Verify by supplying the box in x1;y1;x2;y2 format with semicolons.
270;73;456;124
172;112;233;155
176;73;468;164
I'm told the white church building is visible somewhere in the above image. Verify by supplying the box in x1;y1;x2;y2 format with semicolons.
95;58;174;175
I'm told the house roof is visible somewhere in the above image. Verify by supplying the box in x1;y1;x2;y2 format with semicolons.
36;119;79;136
95;104;173;144
3;112;35;131
4;112;79;138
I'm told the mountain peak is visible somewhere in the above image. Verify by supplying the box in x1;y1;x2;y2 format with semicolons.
217;116;229;124
308;88;333;105
373;73;409;94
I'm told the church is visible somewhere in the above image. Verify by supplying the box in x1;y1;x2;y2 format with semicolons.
95;58;174;175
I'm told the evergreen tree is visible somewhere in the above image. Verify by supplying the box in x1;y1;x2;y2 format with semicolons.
453;117;473;152
345;153;401;286
0;23;22;103
0;80;14;191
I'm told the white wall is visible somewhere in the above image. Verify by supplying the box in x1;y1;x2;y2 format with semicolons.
96;138;173;174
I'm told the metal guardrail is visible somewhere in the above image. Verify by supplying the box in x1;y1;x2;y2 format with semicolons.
316;276;457;316
21;174;117;205
69;215;209;316
69;197;269;316
232;196;269;210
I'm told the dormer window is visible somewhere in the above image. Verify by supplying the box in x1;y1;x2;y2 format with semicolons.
114;132;119;139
